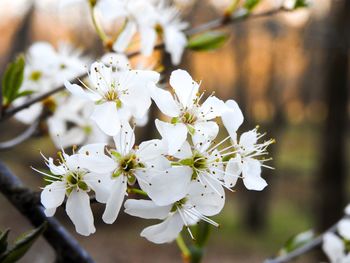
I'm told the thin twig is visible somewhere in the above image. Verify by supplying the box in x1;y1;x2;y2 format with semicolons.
264;216;349;263
0;117;40;150
0;6;289;122
0;161;95;263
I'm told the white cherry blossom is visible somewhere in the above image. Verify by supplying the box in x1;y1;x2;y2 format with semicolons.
153;69;226;154
65;61;159;135
33;151;112;236
124;180;225;244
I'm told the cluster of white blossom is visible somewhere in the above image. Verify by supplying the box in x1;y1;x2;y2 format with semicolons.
33;60;273;243
62;0;188;65
323;205;350;263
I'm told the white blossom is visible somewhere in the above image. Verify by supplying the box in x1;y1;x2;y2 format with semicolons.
65;61;159;135
152;69;226;154
124;180;225;244
33;151;112;236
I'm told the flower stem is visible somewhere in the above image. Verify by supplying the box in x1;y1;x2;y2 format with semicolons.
89;4;108;43
127;188;148;197
176;234;191;262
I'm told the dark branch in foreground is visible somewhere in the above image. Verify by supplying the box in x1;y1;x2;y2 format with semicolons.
264;216;348;263
0;162;95;263
0;6;288;122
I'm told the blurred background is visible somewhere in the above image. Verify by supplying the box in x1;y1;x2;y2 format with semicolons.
0;0;349;262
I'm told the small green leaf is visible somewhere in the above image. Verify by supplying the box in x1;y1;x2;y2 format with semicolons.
243;0;261;11
0;223;47;263
13;90;34;100
2;55;25;106
187;31;229;51
0;229;10;254
278;230;314;256
294;0;309;9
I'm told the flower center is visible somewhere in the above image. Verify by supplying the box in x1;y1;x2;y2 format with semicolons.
65;170;88;192
171;197;188;212
104;89;122;108
180;112;197;125
29;70;42;81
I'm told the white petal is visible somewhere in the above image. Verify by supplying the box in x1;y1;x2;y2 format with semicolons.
102;176;127;224
113;21;137;53
221;100;244;140
170;69;199;108
147;166;192;206
66;190;95;236
113;121;135;154
172;140;192;159
151;87;180;117
164;27;187;65
15;103;43;125
155;119;188;155
84;173;113;203
140;27;157;56
137;139;167;162
41;181;66;211
65;81;99;101
199;96;226;120
141;213;184;244
188;180;225;216
76;154;116;174
224;156;242;188
78;143;107;156
242;158;267;191
124;199;171;220
91;102;121;136
192;121;219;147
344;204;350;215
338;219;350;240
44;208;57;217
48;158;66;175
323;232;345;263
240;130;258;152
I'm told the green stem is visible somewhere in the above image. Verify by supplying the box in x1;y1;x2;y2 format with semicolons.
127;188;148;197
176;234;191;262
89;4;108;42
225;0;240;15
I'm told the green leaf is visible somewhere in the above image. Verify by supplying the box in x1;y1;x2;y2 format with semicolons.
0;223;47;263
243;0;261;11
13;90;34;100
187;31;229;51
2;55;25;106
294;0;309;9
2;55;25;105
278;230;314;256
0;229;10;254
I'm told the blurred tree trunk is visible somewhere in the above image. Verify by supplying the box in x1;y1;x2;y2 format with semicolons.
315;0;349;232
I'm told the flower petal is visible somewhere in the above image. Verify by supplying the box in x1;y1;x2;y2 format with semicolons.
41;181;66;211
113;21;137;53
155;119;187;155
199;96;226;120
224;156;242;188
137;139;167;162
170;69;199;108
140;213;184;244
66;189;95;236
242;158;267;191
192;121;219;148
113;121;135;154
151;87;180;117
147;166;192;206
84;173;113;203
102;176;127;224
91;102;121;136
221;100;244;141
124;199;171;220
338;219;350;240
322;233;345;263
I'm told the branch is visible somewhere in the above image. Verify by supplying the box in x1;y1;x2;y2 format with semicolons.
0;117;40;150
264;216;348;263
0;161;95;263
0;6;289;121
